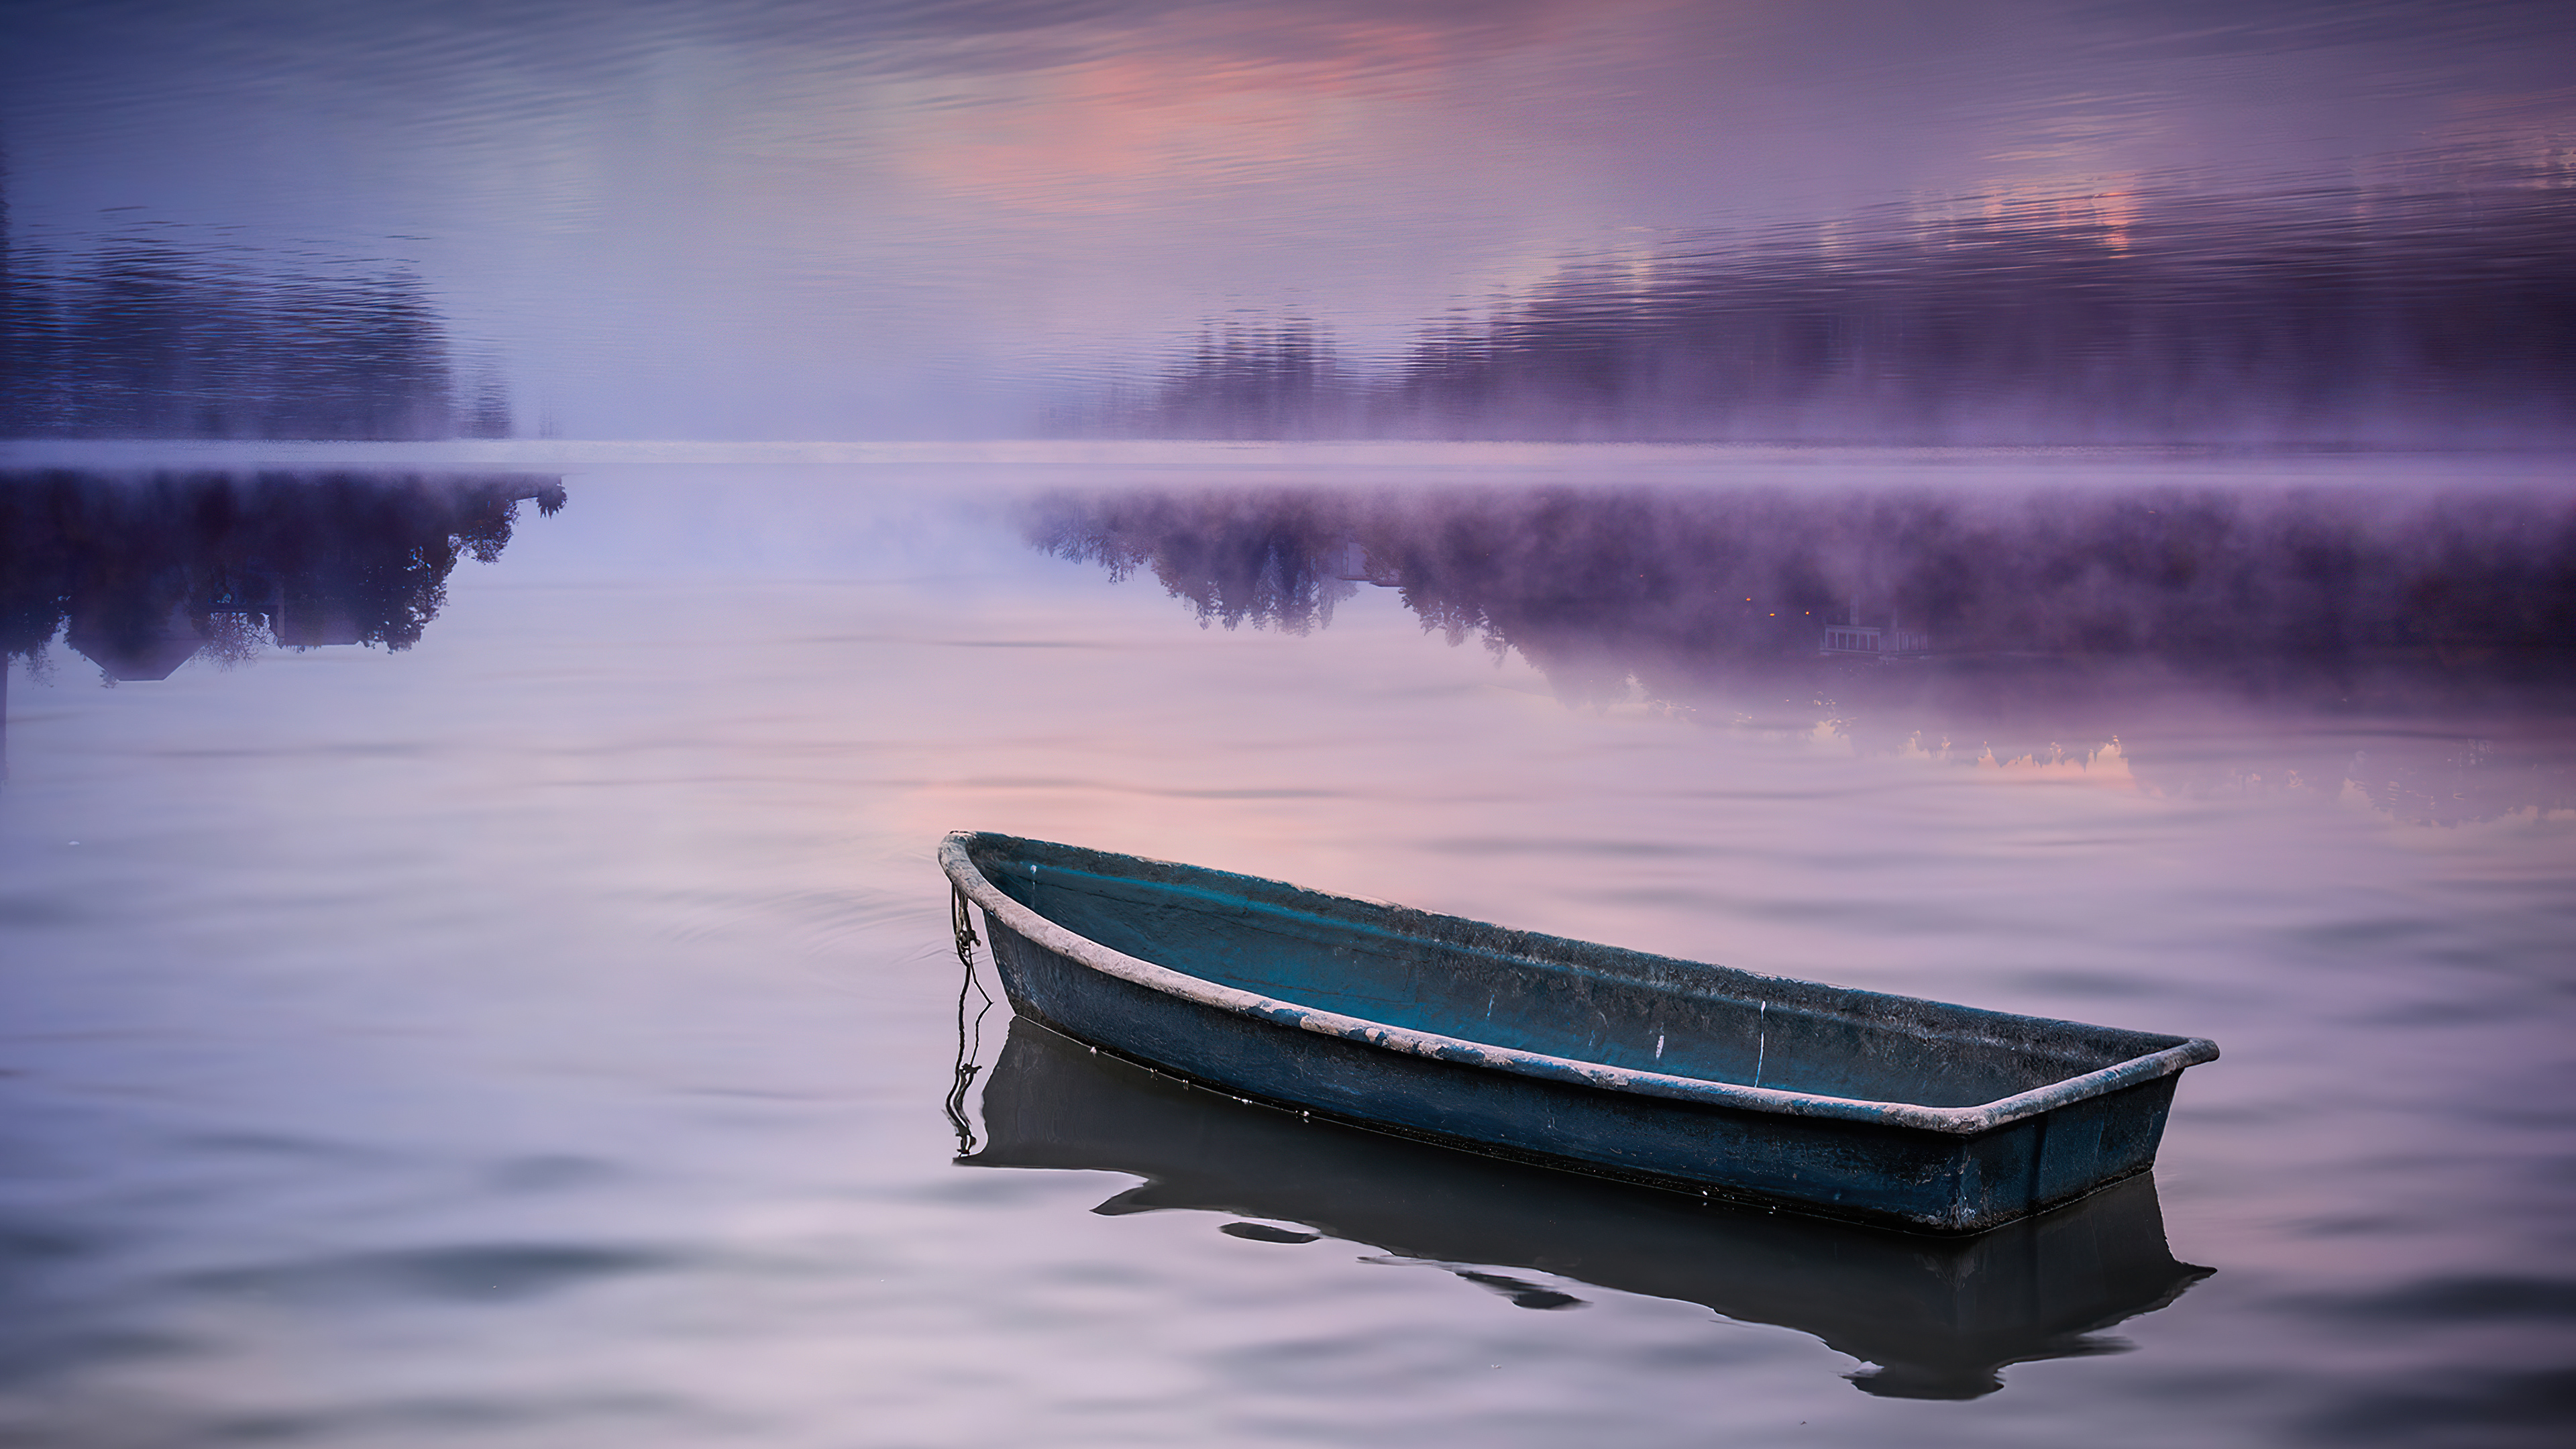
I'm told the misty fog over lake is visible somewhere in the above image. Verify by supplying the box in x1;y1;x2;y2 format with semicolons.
3;5;2573;1447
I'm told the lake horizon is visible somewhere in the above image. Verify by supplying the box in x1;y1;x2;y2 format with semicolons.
6;1;2574;1441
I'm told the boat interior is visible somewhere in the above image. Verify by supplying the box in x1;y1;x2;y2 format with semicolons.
966;835;2189;1110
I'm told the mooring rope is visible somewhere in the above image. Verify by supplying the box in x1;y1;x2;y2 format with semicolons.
943;883;997;1157
950;882;980;968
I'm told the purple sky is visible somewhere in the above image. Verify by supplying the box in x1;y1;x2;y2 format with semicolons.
5;0;2571;437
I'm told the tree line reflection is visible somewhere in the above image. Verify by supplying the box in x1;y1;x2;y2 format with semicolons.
1;470;566;684
1028;482;2576;824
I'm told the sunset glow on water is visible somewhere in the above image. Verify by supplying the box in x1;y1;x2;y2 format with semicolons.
5;3;2575;1444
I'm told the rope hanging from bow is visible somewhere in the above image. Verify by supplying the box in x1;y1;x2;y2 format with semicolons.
943;884;996;1156
951;882;981;967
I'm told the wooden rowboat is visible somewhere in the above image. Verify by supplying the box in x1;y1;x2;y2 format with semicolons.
940;830;2218;1233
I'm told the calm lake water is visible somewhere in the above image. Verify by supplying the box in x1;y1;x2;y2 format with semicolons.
3;442;2573;1446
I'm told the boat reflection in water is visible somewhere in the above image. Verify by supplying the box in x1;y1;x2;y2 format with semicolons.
959;1014;2211;1401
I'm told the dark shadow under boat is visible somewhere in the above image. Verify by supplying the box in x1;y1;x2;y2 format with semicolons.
959;1014;2212;1399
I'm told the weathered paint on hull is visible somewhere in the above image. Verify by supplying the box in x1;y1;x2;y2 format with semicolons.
985;914;2174;1231
946;831;2216;1234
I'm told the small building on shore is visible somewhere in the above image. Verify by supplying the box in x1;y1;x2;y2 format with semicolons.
1821;614;1930;657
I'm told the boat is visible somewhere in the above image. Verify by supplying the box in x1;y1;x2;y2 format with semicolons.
962;1014;2212;1399
939;830;2218;1234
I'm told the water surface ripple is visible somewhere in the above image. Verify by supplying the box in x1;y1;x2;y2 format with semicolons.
1;447;2571;1447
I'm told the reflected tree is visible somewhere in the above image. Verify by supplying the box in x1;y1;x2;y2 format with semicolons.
1030;483;2576;818
0;470;568;682
1033;484;2576;681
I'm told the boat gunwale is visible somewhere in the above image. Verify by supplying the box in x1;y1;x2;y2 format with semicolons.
939;831;2218;1136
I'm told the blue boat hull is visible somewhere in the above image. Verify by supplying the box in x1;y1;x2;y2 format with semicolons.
947;832;2216;1233
963;1015;2212;1397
